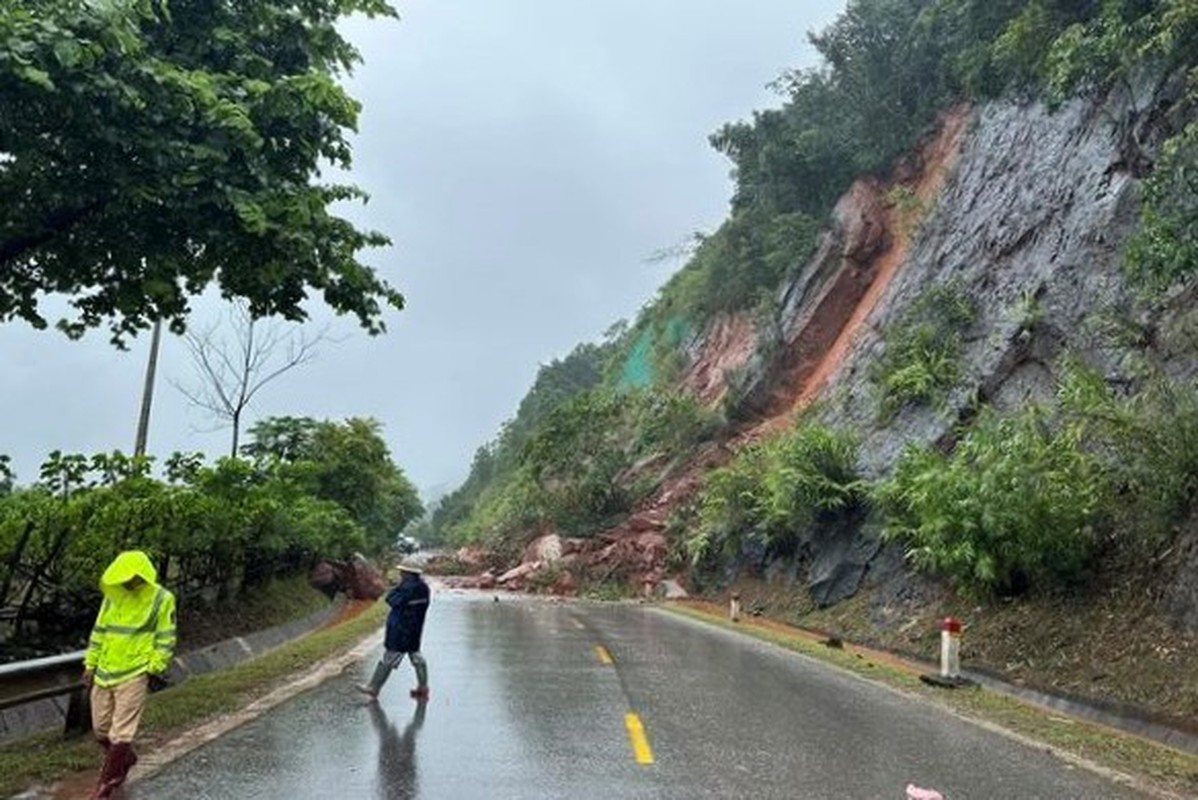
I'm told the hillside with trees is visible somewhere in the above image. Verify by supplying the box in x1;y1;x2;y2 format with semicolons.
432;0;1198;561
427;0;1198;722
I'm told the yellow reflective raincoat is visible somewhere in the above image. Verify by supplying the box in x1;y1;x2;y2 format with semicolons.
84;551;177;688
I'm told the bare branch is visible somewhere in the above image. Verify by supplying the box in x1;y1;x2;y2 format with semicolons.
171;300;334;455
243;325;326;405
181;325;237;415
645;231;706;266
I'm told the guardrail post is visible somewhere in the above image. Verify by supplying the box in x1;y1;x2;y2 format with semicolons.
64;684;91;738
729;592;741;623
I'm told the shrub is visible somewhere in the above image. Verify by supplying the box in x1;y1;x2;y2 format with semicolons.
1058;363;1198;546
687;445;768;567
1125;121;1198;295
878;404;1107;596
872;281;978;418
687;422;863;566
632;391;721;454
881;359;1198;596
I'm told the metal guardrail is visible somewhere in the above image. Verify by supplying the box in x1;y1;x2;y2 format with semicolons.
1;595;346;742
0;649;90;736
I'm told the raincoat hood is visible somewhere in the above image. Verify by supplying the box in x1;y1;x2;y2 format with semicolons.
87;550;176;686
100;550;159;591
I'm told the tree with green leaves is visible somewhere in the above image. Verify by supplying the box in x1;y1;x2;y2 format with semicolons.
241;416;322;463
245;416;424;552
0;0;402;345
431;341;616;539
0;448;375;635
0;455;13;496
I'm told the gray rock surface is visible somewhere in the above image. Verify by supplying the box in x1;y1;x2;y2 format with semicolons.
731;74;1191;610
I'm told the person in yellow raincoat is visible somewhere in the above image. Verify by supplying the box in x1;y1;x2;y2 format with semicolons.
83;550;177;800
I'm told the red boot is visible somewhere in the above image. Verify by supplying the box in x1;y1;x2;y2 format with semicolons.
89;747;120;800
90;742;137;799
111;742;138;788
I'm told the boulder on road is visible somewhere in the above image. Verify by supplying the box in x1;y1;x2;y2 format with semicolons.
308;553;387;601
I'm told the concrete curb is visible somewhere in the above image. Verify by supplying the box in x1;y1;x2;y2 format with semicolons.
0;599;343;744
166;600;343;683
961;668;1198;757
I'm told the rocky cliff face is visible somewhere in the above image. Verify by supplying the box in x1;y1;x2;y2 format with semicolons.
704;72;1196;609
448;76;1196;614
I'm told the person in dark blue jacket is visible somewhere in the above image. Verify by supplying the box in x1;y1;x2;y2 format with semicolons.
357;564;431;701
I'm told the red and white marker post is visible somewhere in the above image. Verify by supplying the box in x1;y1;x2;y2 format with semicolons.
919;615;973;689
939;616;962;680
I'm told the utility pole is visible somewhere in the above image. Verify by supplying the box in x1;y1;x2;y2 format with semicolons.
134;319;163;457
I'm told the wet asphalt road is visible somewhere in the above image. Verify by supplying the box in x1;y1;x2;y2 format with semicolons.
132;591;1146;799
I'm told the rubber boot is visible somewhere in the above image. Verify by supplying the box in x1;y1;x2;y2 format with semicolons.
356;661;392;699
92;742;137;799
89;748;117;800
112;742;137;788
409;655;429;700
89;741;132;800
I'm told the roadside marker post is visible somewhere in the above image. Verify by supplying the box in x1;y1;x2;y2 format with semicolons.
919;616;974;689
940;616;961;679
729;592;741;622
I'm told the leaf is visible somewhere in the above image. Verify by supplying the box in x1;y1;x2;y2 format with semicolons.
52;38;80;68
17;64;54;90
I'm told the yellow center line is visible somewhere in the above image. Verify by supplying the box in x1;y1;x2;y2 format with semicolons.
624;712;655;765
594;645;614;665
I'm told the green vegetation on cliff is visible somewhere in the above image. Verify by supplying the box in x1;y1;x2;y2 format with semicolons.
431;1;1198;605
686;421;864;568
870;281;978;418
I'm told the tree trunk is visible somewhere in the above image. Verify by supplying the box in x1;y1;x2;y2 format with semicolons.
15;518;73;636
0;520;35;608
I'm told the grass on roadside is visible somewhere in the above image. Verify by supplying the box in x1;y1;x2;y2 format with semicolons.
0;600;386;798
177;574;334;651
663;603;1198;797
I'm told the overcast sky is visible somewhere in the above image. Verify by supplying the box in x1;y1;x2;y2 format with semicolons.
1;0;846;498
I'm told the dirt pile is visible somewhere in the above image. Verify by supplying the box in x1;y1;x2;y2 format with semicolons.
440;530;672;597
436;443;729;597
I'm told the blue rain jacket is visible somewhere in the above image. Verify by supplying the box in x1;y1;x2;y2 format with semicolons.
384;574;430;652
